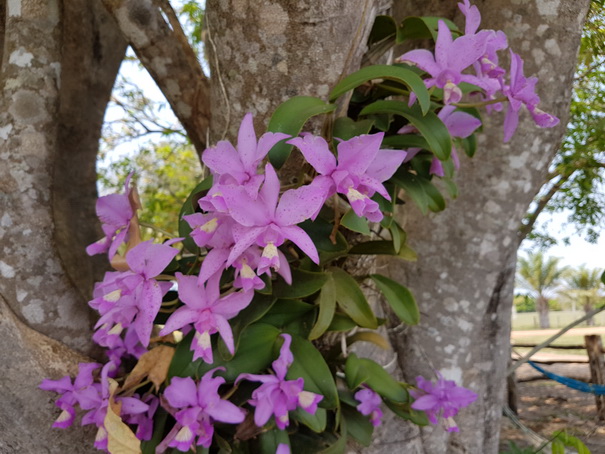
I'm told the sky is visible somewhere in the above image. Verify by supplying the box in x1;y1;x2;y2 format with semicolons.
520;210;605;270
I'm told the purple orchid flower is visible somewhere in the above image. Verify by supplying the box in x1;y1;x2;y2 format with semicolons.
397;20;489;104
159;272;253;363
90;240;180;348
221;163;324;270
202;113;289;197
236;334;323;430
410;373;477;432
124;394;159;441
159;369;246;452
355;387;383;427
502;50;559;142
399;105;481;177
41;362;148;451
288;133;406;222
86;173;135;259
39;363;102;429
458;0;508;80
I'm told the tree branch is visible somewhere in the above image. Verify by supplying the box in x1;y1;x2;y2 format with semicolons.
517;171;574;244
100;0;210;158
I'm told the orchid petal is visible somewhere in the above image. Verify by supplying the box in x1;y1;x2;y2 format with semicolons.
336;133;384;175
364;149;407;183
198;248;230;284
202;140;245;179
159;307;199;335
134;279;163;346
287;135;337;175
280;225;319;264
398;49;440;76
164;377;199;409
236;113;258;170
227;226;266;266
275;183;327;226
259;163;280;218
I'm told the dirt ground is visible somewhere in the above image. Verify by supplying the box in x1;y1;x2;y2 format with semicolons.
499;363;605;453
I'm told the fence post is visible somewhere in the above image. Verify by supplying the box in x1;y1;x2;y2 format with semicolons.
584;335;605;420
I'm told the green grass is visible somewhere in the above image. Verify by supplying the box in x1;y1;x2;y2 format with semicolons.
512;310;605;330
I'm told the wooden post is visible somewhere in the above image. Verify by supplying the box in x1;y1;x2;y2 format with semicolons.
585;335;605;420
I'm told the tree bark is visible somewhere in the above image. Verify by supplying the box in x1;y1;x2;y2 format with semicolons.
382;1;589;453
0;1;125;451
537;296;551;329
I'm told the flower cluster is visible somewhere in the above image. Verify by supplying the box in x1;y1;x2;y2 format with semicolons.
40;1;557;451
398;0;558;142
410;373;477;432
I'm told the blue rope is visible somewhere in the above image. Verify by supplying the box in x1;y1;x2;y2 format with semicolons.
528;360;605;395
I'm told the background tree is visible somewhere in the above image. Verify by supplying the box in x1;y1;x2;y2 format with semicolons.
516;252;568;329
561;266;604;325
0;1;589;453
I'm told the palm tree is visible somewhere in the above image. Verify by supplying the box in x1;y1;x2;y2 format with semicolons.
561;266;604;325
516;251;568;328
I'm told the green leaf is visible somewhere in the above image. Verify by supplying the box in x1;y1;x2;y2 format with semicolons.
178;176;213;253
199;323;281;381
357;358;408;403
389;222;404;253
318;417;347;454
345;353;369;390
167;330;203;378
328;314;358;332
459;134;477;158
551;440;565;454
273;269;329;299
385;400;429;425
333;117;375;141
261;299;315;327
368;15;397;45
382;134;430;150
442;178;459;199
359;101;451;160
259;429;290;454
349;240;398;255
299;218;349;263
292;407;327;433
342;404;373;447
340;209;371;235
267;96;336;168
329;65;430;115
141;407;169;454
286;335;339;409
330;268;377;329
398;16;460;42
217;294;276;360
309;275;337;340
370;274;419;325
391;170;445;214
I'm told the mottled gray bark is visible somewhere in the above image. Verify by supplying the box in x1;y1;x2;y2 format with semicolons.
382;1;589;453
0;0;125;451
205;0;387;140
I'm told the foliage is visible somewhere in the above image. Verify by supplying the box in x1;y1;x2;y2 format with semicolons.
514;294;536;313
516;252;568;299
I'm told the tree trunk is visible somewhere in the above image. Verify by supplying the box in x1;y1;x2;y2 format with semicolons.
382;1;588;452
584;296;594;326
537;296;551;329
0;1;125;451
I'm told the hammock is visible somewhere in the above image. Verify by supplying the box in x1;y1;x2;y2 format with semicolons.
528;360;605;395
